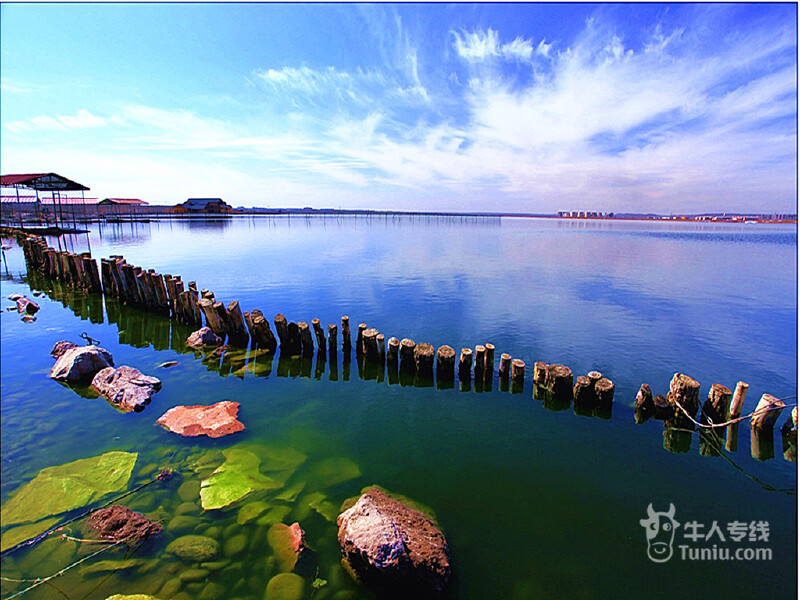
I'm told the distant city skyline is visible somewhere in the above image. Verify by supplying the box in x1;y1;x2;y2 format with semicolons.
1;3;797;213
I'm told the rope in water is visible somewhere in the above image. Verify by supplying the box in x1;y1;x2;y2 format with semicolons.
0;465;174;560
671;395;797;430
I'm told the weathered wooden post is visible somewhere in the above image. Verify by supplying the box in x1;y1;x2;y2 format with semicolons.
414;343;435;379
474;345;485;377
484;343;495;373
328;324;338;355
274;313;290;350
312;319;326;350
498;353;511;381
399;338;416;374
436;345;455;383
665;372;701;430
363;328;379;362
594;377;614;419
634;383;654;424
245;309;277;352
511;358;525;385
376;333;386;363
702;383;731;426
356;323;367;356
298;321;315;358
573;375;594;408
751;394;786;430
387;337;400;364
458;347;473;381
199;298;226;338
728;381;750;420
341;316;351;350
226;300;249;347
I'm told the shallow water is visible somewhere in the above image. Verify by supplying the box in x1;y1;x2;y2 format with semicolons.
0;216;796;600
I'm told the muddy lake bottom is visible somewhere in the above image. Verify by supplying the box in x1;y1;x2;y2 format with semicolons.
0;216;797;600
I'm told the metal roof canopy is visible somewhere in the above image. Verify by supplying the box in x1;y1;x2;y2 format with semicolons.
0;172;90;191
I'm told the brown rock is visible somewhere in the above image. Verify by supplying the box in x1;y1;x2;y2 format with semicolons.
87;505;162;543
50;340;78;359
50;345;114;383
337;487;450;599
156;401;244;438
186;327;223;348
16;296;40;315
267;522;316;577
91;366;162;412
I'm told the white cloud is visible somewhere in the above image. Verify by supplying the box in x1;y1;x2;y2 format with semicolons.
452;28;536;64
4;109;108;133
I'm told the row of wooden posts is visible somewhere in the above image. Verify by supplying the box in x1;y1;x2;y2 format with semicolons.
14;230;796;443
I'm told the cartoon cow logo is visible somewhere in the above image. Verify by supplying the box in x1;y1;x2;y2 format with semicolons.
639;503;679;563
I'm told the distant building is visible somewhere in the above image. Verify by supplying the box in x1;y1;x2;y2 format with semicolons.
174;198;232;214
99;198;147;207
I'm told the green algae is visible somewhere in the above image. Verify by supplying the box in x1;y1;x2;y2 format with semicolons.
305;492;339;523
0;517;60;552
166;535;220;562
199;448;283;510
274;480;306;503
81;558;147;576
1;451;138;527
237;500;271;524
306;456;361;488
256;505;292;526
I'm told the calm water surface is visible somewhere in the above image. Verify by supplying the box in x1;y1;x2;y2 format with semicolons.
0;216;796;600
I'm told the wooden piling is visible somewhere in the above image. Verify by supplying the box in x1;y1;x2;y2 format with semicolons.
498;353;511;380
634;383;654;423
387;337;400;363
328;324;338;352
702;383;732;425
594;377;615;405
200;298;226;337
298;321;315;357
436;345;456;382
573;375;595;405
484;343;495;372
399;338;416;373
359;328;376;362
474;345;485;375
226;300;249;346
533;361;547;385
728;381;750;420
458;347;473;379
666;372;701;427
356;323;367;355
511;359;525;384
545;364;573;398
414;343;435;378
341;316;351;349
376;334;386;361
751;394;786;430
274;313;290;349
312;319;326;349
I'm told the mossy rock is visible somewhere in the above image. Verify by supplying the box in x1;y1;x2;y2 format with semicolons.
224;533;248;557
256;505;292;526
1;451;138;527
177;479;200;502
179;568;210;583
166;535;220;562
82;558;146;576
200;448;283;510
199;582;226;600
339;484;438;524
264;573;306;600
305;492;339;523
237;500;271;525
273;481;305;503
306;457;360;488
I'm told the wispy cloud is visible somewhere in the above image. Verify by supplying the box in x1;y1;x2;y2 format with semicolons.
452;29;534;63
4;109;108;133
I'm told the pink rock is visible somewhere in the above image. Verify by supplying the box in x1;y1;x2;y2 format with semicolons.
91;366;162;412
50;340;78;359
187;327;223;348
50;345;114;383
16;296;40;315
337;487;450;599
156;401;244;438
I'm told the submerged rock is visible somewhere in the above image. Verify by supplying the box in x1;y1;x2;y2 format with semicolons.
91;366;162;412
156;401;244;438
186;327;223;348
166;535;220;562
264;573;306;600
87;505;162;543
50;344;114;383
268;522;316;576
337;486;450;599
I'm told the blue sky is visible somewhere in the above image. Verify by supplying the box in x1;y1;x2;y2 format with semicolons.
1;3;796;213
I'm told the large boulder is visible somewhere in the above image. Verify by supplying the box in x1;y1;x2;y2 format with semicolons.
187;327;223;348
50;344;114;383
156;401;244;438
337;487;450;599
51;340;78;359
91;366;161;412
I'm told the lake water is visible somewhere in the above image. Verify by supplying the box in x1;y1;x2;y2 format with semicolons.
0;216;797;600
